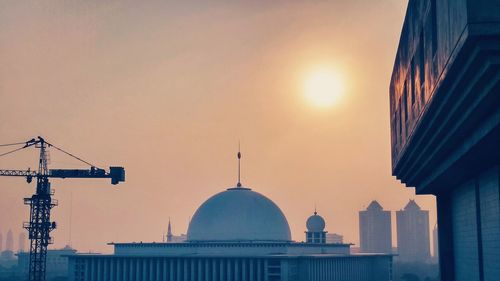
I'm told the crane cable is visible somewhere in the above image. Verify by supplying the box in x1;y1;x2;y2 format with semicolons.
44;141;100;169
0;141;27;147
0;139;101;170
0;146;29;158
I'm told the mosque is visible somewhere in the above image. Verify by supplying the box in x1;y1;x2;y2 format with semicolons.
68;155;393;281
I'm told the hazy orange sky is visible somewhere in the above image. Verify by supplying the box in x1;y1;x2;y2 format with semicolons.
0;0;435;254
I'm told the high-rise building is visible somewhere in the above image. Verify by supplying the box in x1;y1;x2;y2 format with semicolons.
433;224;439;262
396;200;430;262
18;233;26;253
389;1;500;280
326;233;343;244
5;230;13;252
359;200;392;253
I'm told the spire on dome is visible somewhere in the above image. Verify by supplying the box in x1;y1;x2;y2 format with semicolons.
237;142;242;187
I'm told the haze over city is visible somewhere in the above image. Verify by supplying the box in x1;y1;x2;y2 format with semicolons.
0;0;436;254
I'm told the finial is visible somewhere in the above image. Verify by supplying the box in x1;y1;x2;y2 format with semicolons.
314;203;317;215
237;142;242;187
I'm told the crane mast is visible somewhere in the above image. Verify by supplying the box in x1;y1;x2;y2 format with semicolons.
0;137;125;281
24;138;55;281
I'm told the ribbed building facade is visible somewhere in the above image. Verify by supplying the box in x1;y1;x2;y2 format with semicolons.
389;0;500;280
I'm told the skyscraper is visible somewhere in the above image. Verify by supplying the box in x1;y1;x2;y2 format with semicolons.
18;233;26;253
5;230;14;252
396;200;430;262
359;200;392;253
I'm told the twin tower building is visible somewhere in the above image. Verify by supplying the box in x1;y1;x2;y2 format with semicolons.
359;200;433;263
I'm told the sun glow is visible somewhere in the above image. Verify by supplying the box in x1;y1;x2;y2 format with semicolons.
303;66;344;109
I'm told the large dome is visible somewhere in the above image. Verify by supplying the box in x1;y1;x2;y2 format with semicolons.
187;187;291;242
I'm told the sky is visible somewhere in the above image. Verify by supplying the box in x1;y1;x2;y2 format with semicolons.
0;0;436;254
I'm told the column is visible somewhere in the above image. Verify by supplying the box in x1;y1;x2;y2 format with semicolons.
249;259;254;281
190;259;196;281
256;259;261;281
143;259;148;281
242;259;246;281
117;258;122;281
227;259;232;281
149;259;154;281
110;259;115;281
220;259;225;281
235;259;240;281
263;260;268;281
136;259;141;281
170;259;175;281
212;259;217;281
103;259;108;281
163;259;168;281
437;194;455;281
197;259;202;281
184;259;189;281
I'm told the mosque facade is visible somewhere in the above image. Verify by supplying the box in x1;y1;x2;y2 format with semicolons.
68;184;392;281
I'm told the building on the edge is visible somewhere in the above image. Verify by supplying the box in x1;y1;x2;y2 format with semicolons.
396;200;430;263
359;200;392;254
18;246;77;280
68;173;393;281
389;0;499;280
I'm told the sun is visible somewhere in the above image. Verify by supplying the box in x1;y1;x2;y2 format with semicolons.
303;67;344;109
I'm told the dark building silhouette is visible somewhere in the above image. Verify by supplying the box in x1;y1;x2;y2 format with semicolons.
359;201;392;253
18;233;26;253
396;200;431;262
5;230;13;252
389;2;500;279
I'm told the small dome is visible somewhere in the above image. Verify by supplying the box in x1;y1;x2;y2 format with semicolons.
306;212;325;232
187;187;291;242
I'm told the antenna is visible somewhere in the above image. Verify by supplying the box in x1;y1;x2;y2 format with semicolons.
68;191;73;247
237;142;242;187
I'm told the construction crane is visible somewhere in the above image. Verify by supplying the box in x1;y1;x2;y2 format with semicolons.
0;137;125;281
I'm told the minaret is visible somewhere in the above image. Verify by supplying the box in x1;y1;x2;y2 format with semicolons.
167;218;173;243
0;231;3;252
305;209;327;244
